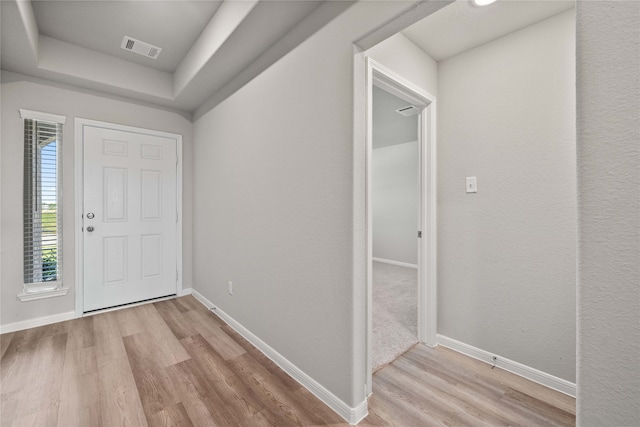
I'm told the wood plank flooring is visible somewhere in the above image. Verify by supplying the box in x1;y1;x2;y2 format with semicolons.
361;345;575;427
0;296;575;426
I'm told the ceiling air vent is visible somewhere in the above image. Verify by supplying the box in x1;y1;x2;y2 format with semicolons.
121;36;162;59
395;105;421;116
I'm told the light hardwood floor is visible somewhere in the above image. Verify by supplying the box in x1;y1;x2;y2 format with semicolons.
0;296;575;426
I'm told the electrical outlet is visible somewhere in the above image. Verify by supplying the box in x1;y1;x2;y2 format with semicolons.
228;281;233;295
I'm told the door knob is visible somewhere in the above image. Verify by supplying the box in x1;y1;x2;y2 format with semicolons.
86;226;95;232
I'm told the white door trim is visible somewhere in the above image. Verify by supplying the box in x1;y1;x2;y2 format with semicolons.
364;58;437;395
74;118;183;317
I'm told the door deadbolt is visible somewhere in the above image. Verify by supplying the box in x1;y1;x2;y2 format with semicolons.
86;213;95;219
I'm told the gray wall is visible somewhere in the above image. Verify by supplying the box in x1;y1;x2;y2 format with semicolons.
372;141;418;265
577;1;640;425
0;71;194;326
437;10;577;382
366;32;438;97
192;0;412;408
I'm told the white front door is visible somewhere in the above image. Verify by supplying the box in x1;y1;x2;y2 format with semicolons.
82;125;178;312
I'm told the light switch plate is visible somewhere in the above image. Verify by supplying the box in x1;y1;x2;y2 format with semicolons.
466;177;477;193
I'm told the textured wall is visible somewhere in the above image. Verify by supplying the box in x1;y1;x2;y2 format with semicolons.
373;141;419;265
0;72;194;326
576;1;640;425
366;31;438;97
437;10;577;382
192;1;412;408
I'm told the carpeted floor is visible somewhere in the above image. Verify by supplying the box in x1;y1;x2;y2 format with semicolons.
373;261;418;371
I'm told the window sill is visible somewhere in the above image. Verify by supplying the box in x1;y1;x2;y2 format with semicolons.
18;286;69;302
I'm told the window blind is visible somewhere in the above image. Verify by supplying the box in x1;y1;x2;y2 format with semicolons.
23;118;63;286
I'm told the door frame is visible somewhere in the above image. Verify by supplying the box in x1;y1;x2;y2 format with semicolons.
364;58;437;395
74;118;183;317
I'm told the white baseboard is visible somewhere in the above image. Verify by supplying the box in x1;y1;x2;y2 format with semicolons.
178;287;193;296
0;311;77;334
351;399;369;425
372;257;418;269
190;289;367;425
437;335;576;397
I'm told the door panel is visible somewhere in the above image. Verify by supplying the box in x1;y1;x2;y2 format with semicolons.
141;234;162;279
141;170;162;220
103;236;127;284
83;126;177;312
104;168;127;221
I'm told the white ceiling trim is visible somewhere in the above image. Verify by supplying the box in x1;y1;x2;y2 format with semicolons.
16;0;39;64
174;0;259;96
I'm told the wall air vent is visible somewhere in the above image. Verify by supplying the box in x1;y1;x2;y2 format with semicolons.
120;36;162;59
395;105;421;116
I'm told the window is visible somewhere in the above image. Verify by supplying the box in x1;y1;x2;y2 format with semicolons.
19;110;68;299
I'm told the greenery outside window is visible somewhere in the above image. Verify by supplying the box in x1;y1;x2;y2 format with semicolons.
19;109;68;300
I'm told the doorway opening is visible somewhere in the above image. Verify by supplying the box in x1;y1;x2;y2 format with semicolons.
365;58;437;395
371;85;419;370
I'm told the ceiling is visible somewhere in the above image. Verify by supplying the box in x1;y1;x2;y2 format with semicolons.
1;0;351;119
1;1;575;120
31;1;223;73
402;0;575;61
374;0;574;148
